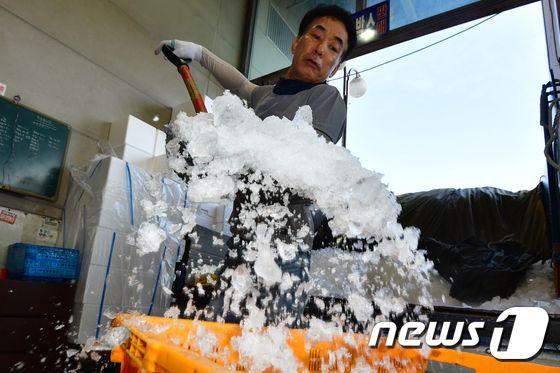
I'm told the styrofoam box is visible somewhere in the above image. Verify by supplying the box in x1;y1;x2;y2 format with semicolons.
70;157;187;235
74;264;160;305
74;228;179;304
125;115;158;154
78;226;175;273
136;154;169;174
109;115;166;161
66;157;232;240
154;131;166;156
193;203;225;233
69;303;150;344
65;157;137;235
71;264;174;344
119;144;154;165
95;160;148;232
110;115;155;154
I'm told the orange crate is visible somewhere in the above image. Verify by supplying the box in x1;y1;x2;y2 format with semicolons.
111;314;559;372
110;314;427;372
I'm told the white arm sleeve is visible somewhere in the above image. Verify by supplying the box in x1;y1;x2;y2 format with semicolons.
200;47;257;101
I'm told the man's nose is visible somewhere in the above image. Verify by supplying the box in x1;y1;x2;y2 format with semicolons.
314;41;325;56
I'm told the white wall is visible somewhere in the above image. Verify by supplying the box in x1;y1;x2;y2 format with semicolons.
0;0;249;218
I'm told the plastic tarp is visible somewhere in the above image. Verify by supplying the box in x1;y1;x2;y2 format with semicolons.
421;237;539;302
309;183;557;312
397;184;550;258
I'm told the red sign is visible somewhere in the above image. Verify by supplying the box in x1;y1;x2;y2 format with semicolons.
0;210;17;224
354;1;390;45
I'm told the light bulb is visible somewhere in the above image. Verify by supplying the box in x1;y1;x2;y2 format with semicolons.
349;76;367;98
359;29;377;43
153;115;160;122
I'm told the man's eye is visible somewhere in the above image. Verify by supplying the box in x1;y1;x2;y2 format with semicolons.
311;33;320;40
329;45;339;52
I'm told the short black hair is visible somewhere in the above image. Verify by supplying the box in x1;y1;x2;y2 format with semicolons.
297;4;357;61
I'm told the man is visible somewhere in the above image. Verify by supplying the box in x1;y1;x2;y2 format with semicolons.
155;5;356;143
156;5;357;325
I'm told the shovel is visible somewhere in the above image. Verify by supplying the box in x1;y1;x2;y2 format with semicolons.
161;44;207;113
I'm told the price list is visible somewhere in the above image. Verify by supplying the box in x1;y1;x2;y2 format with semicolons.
0;99;16;167
0;96;69;199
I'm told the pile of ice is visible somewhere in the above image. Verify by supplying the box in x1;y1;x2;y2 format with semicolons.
171;93;405;240
128;92;434;370
168;91;432;309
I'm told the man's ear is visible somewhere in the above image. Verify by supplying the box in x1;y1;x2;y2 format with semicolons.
291;36;299;55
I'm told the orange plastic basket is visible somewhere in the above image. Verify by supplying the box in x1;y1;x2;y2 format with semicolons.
110;314;559;372
110;314;427;372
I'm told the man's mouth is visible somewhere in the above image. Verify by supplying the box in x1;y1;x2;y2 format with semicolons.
305;59;320;69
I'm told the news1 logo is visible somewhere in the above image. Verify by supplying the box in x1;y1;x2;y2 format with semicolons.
369;307;549;360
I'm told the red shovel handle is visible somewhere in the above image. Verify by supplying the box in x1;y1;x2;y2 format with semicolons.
178;65;207;113
162;44;207;113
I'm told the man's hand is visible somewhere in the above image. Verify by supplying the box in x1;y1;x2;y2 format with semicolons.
154;40;203;62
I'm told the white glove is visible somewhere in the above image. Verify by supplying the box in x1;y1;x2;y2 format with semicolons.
154;40;203;62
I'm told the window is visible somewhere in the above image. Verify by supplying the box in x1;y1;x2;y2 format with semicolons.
368;0;479;30
330;2;547;194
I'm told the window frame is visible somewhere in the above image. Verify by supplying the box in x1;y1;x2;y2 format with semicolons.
246;0;539;85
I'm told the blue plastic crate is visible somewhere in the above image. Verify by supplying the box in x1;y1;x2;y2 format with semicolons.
7;243;79;281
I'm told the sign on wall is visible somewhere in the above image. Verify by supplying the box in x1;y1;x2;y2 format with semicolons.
0;96;70;200
354;1;390;46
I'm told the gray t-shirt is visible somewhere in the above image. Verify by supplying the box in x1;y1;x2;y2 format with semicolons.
249;83;346;144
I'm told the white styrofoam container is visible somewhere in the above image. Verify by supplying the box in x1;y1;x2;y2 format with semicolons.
67;157;187;238
109;115;167;167
193;203;225;233
66;157;230;240
69;303;150;344
110;115;156;155
65;156;237;343
65;156;190;250
154;131;166;156
65;157;136;238
126;115;158;154
119;144;154;165
135;154;169;174
78;226;170;273
74;263;162;305
65;156;187;344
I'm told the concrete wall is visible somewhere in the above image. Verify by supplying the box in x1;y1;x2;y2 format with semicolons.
0;0;249;219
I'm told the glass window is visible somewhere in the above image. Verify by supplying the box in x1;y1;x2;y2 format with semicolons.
367;0;479;30
248;0;487;80
329;2;547;194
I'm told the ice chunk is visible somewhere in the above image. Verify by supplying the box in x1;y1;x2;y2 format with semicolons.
347;293;373;323
164;306;181;319
140;200;168;219
133;222;166;254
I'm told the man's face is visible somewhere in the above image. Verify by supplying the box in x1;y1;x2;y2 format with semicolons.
287;16;348;83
